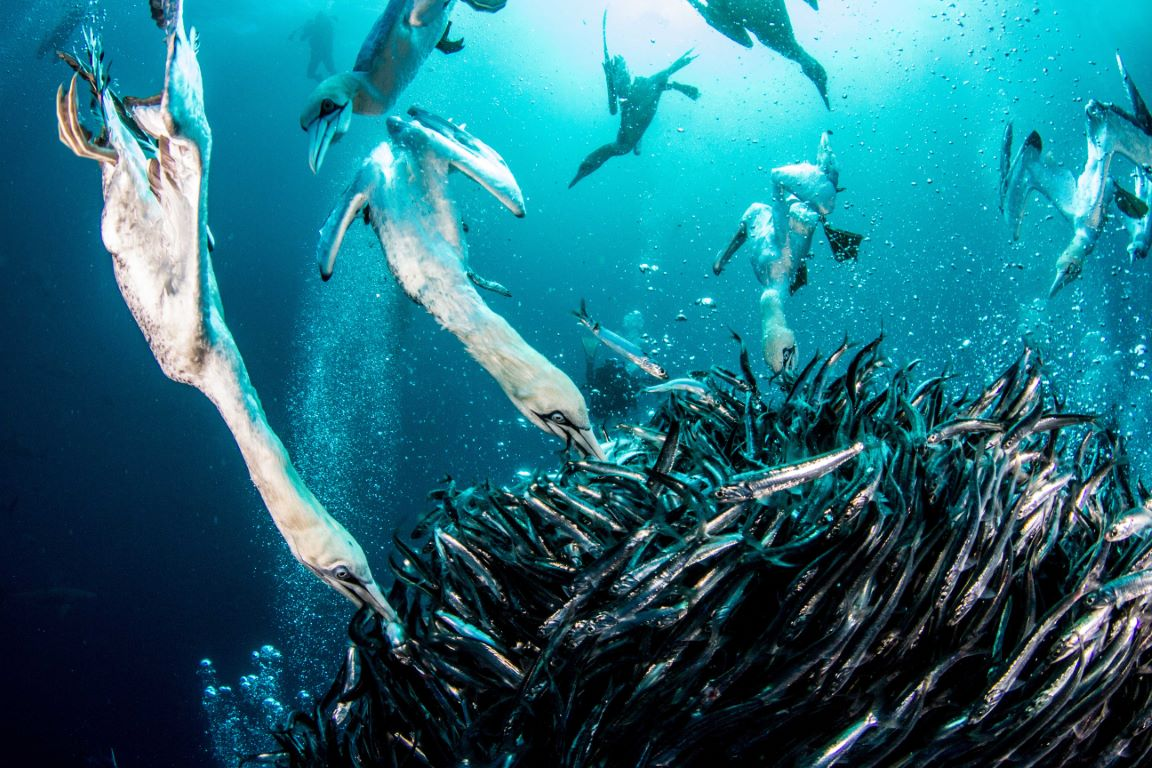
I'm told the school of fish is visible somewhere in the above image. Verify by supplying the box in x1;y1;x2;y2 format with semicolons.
265;341;1152;767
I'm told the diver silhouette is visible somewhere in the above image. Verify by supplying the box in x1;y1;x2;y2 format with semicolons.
292;10;337;82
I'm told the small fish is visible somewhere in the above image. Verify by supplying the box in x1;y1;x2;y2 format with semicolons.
730;330;761;396
1048;605;1112;663
574;299;668;380
714;442;865;502
1106;503;1152;542
807;709;879;767
648;420;682;485
925;417;1004;445
1085;568;1152;608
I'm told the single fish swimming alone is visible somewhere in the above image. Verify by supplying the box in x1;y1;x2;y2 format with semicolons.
574;299;668;380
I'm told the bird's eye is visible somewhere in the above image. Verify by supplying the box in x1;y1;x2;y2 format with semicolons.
333;565;355;582
320;98;337;115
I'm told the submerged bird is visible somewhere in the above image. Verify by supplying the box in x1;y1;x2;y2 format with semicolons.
1126;165;1152;260
299;0;464;173
569;11;700;188
56;1;399;634
317;107;606;460
713;131;863;372
1001;54;1152;296
684;0;830;109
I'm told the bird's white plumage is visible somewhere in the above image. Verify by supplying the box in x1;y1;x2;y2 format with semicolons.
57;5;398;632
318;110;605;460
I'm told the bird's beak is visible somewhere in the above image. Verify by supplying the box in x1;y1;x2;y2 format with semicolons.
568;166;591;189
343;579;406;645
1049;261;1081;298
354;580;396;621
306;104;350;174
571;426;608;461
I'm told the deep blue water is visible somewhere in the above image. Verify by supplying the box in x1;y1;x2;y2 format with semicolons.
1;0;1151;765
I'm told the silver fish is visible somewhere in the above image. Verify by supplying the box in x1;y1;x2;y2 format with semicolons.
714;442;865;502
575;299;668;380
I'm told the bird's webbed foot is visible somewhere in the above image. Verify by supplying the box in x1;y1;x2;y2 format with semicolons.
56;30;119;163
436;22;464;54
667;81;701;101
56;74;116;163
663;50;698;78
462;0;507;11
823;222;864;262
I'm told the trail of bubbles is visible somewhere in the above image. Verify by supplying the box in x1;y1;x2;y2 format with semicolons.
278;235;404;690
199;236;403;765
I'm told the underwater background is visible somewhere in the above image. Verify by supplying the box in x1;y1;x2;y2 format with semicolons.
1;0;1151;765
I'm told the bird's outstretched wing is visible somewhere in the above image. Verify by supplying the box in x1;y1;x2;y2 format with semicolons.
395;106;526;217
1000;129;1077;240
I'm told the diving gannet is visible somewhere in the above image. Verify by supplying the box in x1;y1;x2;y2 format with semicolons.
57;1;400;637
300;0;461;173
318;107;606;460
569;11;700;188
712;131;862;373
1126;166;1152;261
685;0;830;109
1001;54;1152;296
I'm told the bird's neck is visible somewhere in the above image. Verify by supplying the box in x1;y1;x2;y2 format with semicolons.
350;72;388;115
426;277;554;401
193;311;336;561
374;157;554;406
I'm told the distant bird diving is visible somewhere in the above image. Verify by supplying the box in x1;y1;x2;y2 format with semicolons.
318;107;607;460
58;1;402;638
712;131;863;373
1000;53;1152;296
300;0;481;174
569;10;701;188
684;0;830;109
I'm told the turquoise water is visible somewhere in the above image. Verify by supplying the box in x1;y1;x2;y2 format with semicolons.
1;1;1150;764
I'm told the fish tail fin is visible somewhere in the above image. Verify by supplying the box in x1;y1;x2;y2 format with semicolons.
574;298;596;330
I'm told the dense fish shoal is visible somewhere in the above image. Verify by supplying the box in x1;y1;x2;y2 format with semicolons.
266;341;1152;768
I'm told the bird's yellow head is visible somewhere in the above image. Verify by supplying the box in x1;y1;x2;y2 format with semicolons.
506;364;605;460
293;516;401;638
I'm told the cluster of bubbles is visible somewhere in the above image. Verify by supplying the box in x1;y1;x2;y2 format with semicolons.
198;645;313;765
196;217;403;767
